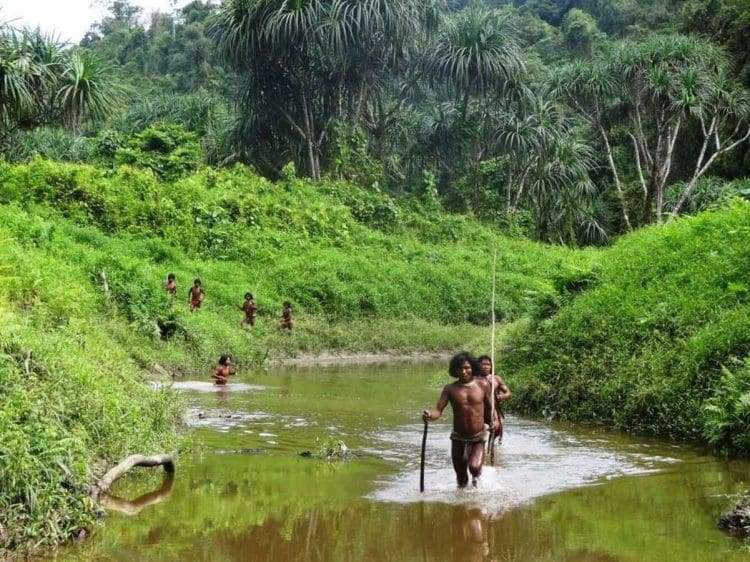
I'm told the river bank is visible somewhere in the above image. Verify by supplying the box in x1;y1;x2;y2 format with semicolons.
269;350;453;367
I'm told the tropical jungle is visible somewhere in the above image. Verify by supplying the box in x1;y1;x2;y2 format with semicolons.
1;0;749;558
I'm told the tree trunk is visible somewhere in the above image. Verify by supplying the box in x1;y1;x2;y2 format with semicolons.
598;124;632;231
301;91;320;182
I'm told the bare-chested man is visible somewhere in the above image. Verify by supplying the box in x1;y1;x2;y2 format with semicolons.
422;352;500;488
476;355;512;443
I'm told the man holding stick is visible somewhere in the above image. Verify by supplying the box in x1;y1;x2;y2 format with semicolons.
422;352;499;488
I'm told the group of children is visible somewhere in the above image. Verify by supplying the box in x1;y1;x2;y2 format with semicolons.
164;273;294;386
164;273;294;330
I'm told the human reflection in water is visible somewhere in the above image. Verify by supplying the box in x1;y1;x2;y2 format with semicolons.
451;505;504;562
99;472;175;516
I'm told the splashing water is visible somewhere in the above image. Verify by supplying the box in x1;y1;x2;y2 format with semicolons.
367;416;677;513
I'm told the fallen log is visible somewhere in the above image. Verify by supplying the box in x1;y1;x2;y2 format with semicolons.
91;452;176;499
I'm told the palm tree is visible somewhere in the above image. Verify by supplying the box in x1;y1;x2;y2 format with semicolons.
548;60;632;230
211;0;433;180
493;92;600;244
1;25;124;147
422;5;524;110
56;50;123;132
609;34;740;223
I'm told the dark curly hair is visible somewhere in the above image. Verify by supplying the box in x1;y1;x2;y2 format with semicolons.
448;352;479;378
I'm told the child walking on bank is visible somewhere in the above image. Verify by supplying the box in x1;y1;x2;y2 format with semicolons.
240;292;258;328
164;273;177;298
188;279;205;311
280;301;293;331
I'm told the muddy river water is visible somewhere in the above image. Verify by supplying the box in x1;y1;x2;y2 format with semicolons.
55;363;750;561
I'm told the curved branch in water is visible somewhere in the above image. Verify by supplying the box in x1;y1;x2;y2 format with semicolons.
91;452;177;499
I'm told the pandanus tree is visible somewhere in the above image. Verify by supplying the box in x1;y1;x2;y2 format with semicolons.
494;93;600;245
0;24;123;148
554;34;750;225
211;0;434;181
421;5;524;108
0;27;51;134
56;50;123;132
417;5;525;201
549;60;632;231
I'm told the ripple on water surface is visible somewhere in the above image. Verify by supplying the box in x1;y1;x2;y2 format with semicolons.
154;380;266;393
183;407;272;430
367;416;678;514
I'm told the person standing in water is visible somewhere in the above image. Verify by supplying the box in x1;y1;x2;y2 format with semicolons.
211;354;234;386
476;355;512;443
422;352;499;488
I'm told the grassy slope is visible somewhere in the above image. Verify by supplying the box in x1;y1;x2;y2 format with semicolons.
500;200;750;453
0;158;591;370
0;234;182;553
0;159;586;553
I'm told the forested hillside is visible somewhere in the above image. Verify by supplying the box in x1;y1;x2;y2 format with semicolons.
3;0;750;244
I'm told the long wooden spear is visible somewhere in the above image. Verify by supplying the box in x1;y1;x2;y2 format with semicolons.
488;250;497;465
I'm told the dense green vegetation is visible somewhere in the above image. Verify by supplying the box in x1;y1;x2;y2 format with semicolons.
4;0;750;243
0;158;586;554
500;199;750;453
3;0;750;556
0;234;182;553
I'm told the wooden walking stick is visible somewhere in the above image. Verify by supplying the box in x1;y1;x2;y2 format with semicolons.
420;418;429;492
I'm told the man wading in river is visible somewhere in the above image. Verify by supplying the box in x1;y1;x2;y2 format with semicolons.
423;352;499;488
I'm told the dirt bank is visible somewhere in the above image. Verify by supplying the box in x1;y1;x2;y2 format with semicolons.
268;351;452;368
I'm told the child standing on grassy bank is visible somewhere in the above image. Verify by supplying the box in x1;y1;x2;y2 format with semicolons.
164;273;177;297
240;292;258;327
280;301;293;331
188;279;205;311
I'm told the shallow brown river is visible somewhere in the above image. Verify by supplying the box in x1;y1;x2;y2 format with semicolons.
53;363;750;561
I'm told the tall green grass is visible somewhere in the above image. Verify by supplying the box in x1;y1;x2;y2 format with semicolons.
500;200;750;454
0;158;588;554
0;235;182;554
0;158;590;363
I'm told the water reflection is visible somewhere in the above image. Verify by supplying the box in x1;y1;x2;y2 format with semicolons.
449;506;505;562
99;473;175;516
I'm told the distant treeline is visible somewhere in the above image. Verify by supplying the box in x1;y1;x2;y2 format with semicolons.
1;0;750;246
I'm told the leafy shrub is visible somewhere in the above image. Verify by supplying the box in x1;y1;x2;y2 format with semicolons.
501;201;750;452
116;124;202;181
4;127;96;164
703;361;750;456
